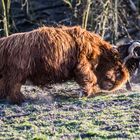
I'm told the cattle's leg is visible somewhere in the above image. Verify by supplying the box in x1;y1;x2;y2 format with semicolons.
5;72;25;105
0;78;6;99
75;55;100;97
6;82;25;105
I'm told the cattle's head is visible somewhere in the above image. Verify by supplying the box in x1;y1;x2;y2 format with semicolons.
95;47;129;91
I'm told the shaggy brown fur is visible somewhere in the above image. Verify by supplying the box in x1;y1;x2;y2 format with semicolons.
0;26;129;104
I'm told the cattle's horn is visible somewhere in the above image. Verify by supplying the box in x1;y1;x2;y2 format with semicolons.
123;42;140;65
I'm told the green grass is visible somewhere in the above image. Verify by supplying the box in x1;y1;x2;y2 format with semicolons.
0;82;140;140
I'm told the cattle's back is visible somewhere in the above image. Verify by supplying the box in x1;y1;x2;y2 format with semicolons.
29;27;79;84
0;26;108;85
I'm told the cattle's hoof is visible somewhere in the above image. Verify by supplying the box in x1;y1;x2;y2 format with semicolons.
86;94;96;98
78;91;87;98
7;92;25;105
0;93;7;100
126;81;132;91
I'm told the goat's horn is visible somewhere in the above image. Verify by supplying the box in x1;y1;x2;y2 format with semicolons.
123;42;140;65
128;42;140;54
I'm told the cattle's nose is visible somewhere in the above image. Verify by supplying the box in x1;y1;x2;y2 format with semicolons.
100;81;113;90
105;83;113;90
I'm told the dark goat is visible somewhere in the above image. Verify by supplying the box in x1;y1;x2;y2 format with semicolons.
117;41;140;90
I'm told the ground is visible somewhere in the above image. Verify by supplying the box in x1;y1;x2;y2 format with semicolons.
0;82;140;140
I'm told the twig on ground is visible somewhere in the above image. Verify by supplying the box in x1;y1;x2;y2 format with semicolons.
3;113;30;119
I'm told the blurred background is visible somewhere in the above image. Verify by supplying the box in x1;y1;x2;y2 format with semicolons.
0;0;140;45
